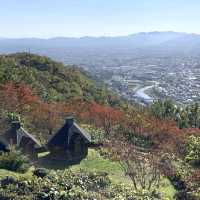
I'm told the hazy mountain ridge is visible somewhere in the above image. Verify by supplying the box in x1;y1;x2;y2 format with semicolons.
0;31;193;47
1;32;200;62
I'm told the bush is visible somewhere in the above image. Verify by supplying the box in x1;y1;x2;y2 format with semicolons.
0;147;29;173
0;176;16;186
169;175;186;191
81;125;106;143
174;190;198;200
33;168;49;178
0;169;164;200
7;112;21;123
185;135;200;165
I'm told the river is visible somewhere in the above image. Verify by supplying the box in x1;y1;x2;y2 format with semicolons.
134;85;154;104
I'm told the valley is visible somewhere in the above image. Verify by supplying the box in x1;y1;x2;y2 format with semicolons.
87;57;200;105
2;32;200;105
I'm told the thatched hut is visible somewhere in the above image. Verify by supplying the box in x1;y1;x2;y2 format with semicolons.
47;117;91;161
0;121;40;159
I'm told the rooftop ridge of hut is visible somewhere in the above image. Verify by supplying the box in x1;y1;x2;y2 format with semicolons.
46;117;91;161
72;122;91;142
47;117;73;146
47;117;91;144
17;127;41;147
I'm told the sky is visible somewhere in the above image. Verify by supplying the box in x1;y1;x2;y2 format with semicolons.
0;0;200;38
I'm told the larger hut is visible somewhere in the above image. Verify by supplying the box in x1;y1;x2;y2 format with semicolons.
0;121;41;159
47;117;91;161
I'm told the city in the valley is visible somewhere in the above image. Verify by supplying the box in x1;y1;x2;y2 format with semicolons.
84;57;200;105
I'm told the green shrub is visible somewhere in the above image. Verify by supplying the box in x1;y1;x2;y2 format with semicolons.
0;176;16;186
81;124;106;143
33;168;49;178
7;112;21;123
0;169;163;200
185;135;200;165
74;170;111;191
174;190;199;200
0;147;29;173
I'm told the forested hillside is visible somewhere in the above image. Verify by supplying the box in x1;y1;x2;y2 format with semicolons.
0;53;120;105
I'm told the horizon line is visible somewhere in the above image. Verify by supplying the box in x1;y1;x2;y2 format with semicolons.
0;31;199;40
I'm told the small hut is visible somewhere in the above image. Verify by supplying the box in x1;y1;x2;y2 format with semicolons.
0;121;40;159
47;117;91;161
16;127;41;159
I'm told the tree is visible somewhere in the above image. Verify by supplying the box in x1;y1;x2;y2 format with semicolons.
106;139;161;191
85;102;124;136
185;135;200;164
187;103;200;128
0;82;38;114
30;101;66;136
151;99;176;119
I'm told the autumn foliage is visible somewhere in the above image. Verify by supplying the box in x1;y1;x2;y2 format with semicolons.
83;102;124;135
0;82;39;114
30;101;67;135
1;81;200;156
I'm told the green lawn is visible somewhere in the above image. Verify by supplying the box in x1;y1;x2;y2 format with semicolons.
160;178;176;200
0;167;34;180
71;149;130;184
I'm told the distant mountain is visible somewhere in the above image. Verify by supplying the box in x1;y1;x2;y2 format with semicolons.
1;32;200;65
0;31;191;48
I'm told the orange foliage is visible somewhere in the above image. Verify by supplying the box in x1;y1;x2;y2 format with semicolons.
84;102;124;135
64;99;91;121
2;82;200;155
0;82;39;114
31;101;67;135
120;108;187;154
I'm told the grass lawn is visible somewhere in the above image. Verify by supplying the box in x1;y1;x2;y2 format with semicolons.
0;166;34;180
160;178;176;200
71;149;131;184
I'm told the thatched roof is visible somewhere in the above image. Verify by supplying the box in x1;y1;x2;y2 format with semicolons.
47;118;91;148
47;121;70;148
17;127;41;147
72;123;91;142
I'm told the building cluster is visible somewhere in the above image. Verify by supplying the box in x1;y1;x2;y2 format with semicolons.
93;57;200;105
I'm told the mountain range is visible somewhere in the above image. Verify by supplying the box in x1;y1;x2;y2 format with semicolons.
1;31;200;64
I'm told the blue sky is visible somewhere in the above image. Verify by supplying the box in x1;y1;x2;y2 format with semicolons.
1;0;200;38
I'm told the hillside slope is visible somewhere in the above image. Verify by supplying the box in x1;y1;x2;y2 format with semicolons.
0;53;119;104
